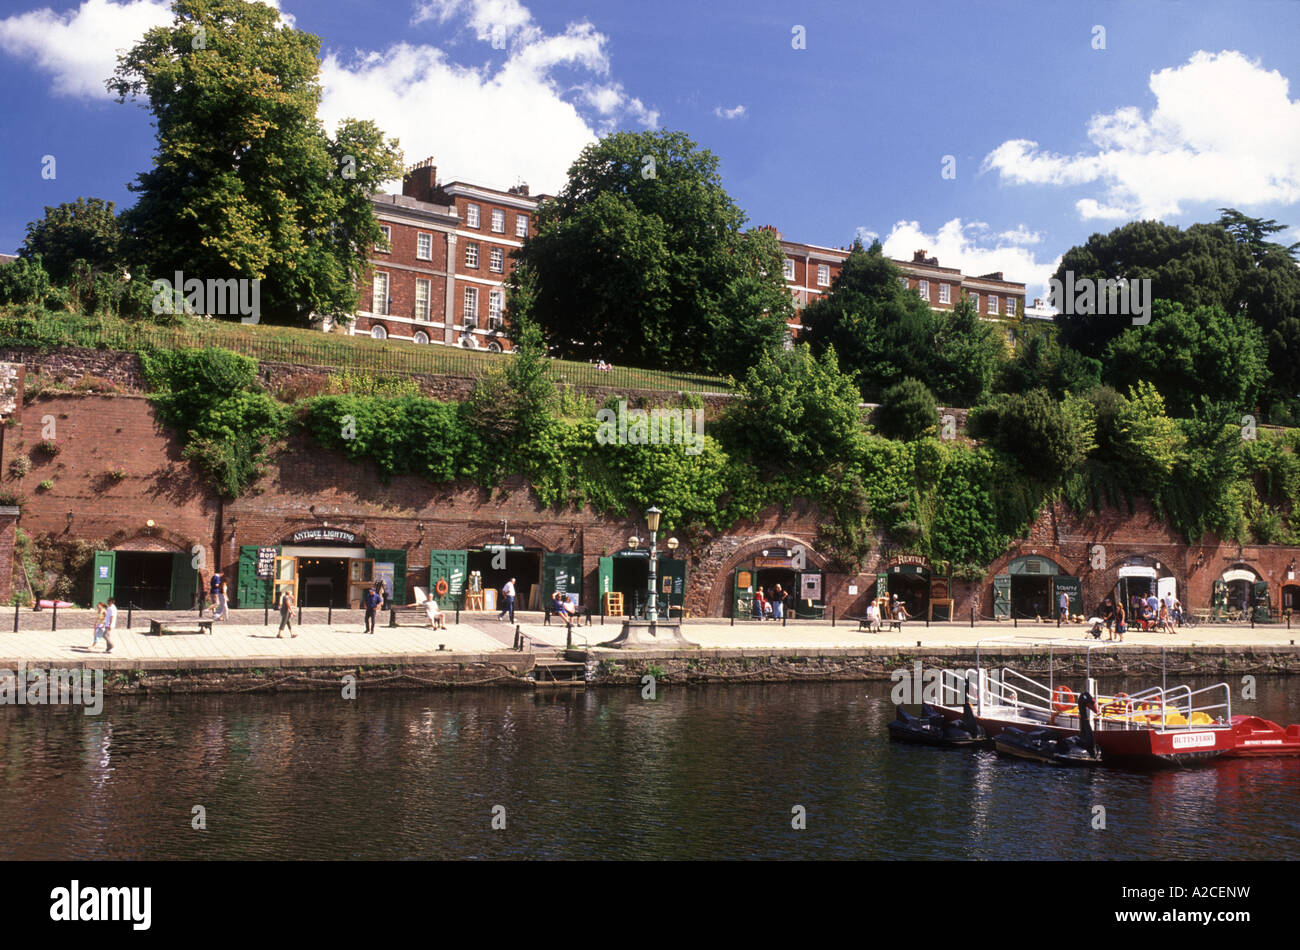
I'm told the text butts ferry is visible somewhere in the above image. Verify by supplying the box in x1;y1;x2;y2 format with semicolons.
932;636;1236;766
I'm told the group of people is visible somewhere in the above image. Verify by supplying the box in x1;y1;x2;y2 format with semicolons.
861;594;910;632
750;584;790;620
550;591;582;627
1093;592;1183;641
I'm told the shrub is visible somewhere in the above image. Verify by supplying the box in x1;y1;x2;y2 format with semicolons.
7;456;31;478
35;439;61;456
36;480;53;491
875;378;938;441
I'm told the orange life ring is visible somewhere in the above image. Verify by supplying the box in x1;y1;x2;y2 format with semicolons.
435;578;449;596
1052;686;1075;712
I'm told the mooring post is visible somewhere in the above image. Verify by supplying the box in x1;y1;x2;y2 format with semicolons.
51;602;57;632
566;626;573;649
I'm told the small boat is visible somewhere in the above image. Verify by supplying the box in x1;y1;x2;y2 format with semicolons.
994;692;1103;766
1222;715;1300;757
888;701;992;748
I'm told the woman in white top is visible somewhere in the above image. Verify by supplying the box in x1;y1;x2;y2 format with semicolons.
425;597;446;630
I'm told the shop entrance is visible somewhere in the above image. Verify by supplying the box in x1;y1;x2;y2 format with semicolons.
467;547;542;610
113;552;176;610
1283;584;1300;612
885;564;930;618
297;556;348;607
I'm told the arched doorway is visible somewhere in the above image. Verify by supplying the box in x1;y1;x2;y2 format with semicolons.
1217;564;1265;620
885;562;930;618
992;554;1079;620
1113;556;1177;619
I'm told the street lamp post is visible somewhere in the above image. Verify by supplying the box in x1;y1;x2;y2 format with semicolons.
645;506;661;625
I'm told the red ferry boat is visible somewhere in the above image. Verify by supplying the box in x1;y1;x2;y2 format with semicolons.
932;636;1239;767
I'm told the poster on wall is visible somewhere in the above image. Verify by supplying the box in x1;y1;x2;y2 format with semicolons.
801;573;822;600
373;562;395;600
256;547;277;578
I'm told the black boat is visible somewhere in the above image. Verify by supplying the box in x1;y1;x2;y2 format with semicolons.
888;701;992;748
993;691;1103;765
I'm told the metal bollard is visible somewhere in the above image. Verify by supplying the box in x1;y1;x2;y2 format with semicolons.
1014;615;1018;628
782;610;786;627
566;626;573;649
264;603;269;626
298;603;303;626
12;603;17;633
328;604;332;625
127;604;132;630
831;605;836;627
731;611;734;626
970;607;974;628
456;605;460;626
389;607;396;628
51;602;57;631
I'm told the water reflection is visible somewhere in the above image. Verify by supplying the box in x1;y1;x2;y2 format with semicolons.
0;678;1296;859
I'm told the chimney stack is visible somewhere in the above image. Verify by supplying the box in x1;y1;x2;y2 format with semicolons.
403;157;438;203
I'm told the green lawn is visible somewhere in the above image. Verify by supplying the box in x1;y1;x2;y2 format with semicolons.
0;311;736;394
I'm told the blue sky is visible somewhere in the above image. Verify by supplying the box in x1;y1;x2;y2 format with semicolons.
2;0;1299;297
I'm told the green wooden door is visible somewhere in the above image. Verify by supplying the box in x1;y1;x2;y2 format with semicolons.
236;545;272;609
657;556;686;615
733;567;754;620
542;552;583;604
92;551;115;605
1253;581;1271;622
427;549;468;607
993;574;1011;619
366;548;407;606
1051;576;1082;617
598;556;614;601
169;553;197;610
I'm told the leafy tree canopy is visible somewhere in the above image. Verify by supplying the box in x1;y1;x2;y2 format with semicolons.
875;377;938;441
19;198;124;284
509;129;792;376
109;0;403;325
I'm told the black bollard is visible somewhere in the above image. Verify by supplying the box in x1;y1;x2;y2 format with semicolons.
1014;615;1018;628
127;604;132;630
970;607;974;628
264;603;269;626
831;605;836;627
12;602;17;633
455;605;460;626
298;602;303;626
389;607;396;629
731;611;734;626
51;602;57;631
566;626;572;649
328;604;332;625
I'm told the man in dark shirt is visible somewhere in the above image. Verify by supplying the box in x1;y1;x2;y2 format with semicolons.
364;585;382;634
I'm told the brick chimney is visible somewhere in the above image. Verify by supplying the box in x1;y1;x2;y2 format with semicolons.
403;157;438;203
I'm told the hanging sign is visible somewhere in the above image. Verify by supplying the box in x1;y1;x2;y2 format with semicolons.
288;528;359;545
256;547;277;578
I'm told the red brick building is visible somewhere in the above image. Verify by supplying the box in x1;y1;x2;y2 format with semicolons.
776;235;1037;343
350;158;541;352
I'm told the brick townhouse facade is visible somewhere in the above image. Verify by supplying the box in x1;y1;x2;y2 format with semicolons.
350;157;540;352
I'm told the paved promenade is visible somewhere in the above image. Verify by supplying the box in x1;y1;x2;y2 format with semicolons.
0;606;1297;667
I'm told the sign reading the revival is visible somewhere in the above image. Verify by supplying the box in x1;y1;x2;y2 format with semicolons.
288;528;359;545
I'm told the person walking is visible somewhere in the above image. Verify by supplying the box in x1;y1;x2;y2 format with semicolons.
90;601;107;649
217;575;229;621
209;571;224;620
102;598;118;653
1058;589;1070;623
364;584;381;634
1113;602;1126;642
277;587;296;638
498;578;516;623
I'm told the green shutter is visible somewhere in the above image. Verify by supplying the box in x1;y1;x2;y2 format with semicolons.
169;552;197;610
598;556;614;599
876;573;889;599
657;556;686;612
92;550;115;605
542;552;583;603
236;545;272;609
993;574;1011;619
1052;576;1082;616
733;568;754;620
1253;581;1271;622
366;548;407;605
427;550;468;607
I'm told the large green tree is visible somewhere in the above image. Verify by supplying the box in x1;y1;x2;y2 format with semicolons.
507;129;792;375
108;0;402;325
19;197;124;284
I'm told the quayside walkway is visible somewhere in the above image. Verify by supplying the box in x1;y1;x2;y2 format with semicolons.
0;607;1297;669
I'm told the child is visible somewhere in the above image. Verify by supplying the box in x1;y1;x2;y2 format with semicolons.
90;601;107;648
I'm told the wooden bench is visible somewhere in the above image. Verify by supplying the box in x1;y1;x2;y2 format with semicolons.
148;618;213;636
847;616;902;633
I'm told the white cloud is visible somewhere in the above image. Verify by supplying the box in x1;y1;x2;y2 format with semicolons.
713;104;745;120
1;0;657;195
983;50;1300;220
0;0;293;98
873;218;1062;302
321;2;657;193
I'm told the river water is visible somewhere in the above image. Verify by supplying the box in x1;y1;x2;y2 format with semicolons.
0;677;1296;860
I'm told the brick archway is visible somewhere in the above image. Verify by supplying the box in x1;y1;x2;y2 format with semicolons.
704;534;828;618
1089;552;1186;615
